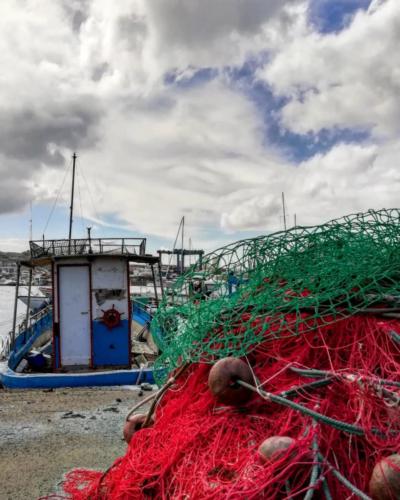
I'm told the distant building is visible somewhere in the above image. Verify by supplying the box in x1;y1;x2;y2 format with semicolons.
0;259;17;277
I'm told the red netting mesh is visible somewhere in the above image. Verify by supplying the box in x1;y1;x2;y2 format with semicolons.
53;315;400;499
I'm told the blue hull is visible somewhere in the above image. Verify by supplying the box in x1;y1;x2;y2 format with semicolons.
1;300;161;390
0;367;155;389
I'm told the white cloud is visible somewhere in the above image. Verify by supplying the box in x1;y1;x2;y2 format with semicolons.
41;80;283;239
259;0;400;139
222;140;400;231
0;239;29;253
0;0;399;253
220;0;400;233
0;0;302;246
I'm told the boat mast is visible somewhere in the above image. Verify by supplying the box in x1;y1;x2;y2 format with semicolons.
29;201;33;241
68;152;77;243
181;216;185;274
165;216;184;278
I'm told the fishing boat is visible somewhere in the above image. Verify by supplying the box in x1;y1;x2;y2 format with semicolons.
0;154;163;389
0;237;164;389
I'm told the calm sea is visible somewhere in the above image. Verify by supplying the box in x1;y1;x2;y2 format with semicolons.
0;286;39;340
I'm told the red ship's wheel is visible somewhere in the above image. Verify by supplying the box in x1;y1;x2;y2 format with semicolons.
101;304;123;329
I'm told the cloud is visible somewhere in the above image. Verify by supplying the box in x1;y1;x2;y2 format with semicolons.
0;0;301;240
48;79;284;239
0;101;101;164
0;0;399;253
259;0;400;139
0;238;29;253
143;0;301;68
222;140;400;231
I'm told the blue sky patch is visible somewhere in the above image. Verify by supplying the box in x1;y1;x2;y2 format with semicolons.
225;59;370;162
308;0;372;33
165;57;370;162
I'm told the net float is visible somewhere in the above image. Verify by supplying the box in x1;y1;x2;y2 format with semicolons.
369;454;400;500
123;413;154;444
258;436;295;462
208;357;253;405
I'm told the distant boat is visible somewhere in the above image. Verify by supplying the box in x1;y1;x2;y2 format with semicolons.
18;294;49;313
0;278;17;286
38;286;52;297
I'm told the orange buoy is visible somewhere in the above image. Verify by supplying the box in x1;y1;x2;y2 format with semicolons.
123;413;154;444
208;357;253;405
258;436;295;462
369;454;400;500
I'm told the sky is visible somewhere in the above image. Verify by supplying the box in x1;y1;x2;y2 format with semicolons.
0;0;399;254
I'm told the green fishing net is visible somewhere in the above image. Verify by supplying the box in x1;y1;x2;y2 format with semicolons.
151;209;400;381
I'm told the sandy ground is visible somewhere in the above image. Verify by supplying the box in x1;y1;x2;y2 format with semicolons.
0;385;154;499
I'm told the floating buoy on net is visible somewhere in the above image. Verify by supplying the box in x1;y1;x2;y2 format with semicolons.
369;454;400;500
123;413;154;444
208;357;253;405
258;436;295;462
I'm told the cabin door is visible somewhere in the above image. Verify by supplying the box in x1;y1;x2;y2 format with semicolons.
59;265;91;367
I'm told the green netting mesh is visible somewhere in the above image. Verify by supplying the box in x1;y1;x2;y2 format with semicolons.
151;208;400;380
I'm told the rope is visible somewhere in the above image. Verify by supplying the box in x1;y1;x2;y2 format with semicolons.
79;163;101;223
290;366;400;388
75;168;86;237
142;363;189;427
237;379;366;436
42;158;71;235
303;431;320;500
317;453;372;500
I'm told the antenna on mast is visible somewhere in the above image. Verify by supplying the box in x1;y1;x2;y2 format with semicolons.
181;216;185;274
29;201;33;241
281;192;287;231
68;152;77;242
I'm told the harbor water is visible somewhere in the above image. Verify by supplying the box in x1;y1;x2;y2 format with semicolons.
0;286;38;340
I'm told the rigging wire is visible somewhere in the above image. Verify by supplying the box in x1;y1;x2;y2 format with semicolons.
79;164;101;224
165;217;184;278
75;168;86;237
42;157;71;236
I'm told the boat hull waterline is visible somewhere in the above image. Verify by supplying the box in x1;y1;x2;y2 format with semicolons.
0;366;155;389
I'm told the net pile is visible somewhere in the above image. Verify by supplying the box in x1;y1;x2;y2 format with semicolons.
54;209;400;499
152;208;400;380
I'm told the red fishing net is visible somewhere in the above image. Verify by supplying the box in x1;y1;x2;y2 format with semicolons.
57;315;400;499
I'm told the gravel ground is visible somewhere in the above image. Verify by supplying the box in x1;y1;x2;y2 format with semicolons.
0;385;154;499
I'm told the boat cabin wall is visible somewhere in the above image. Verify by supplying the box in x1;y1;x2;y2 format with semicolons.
91;258;129;320
52;256;131;370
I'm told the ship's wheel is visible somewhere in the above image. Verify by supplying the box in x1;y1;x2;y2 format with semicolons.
100;304;124;329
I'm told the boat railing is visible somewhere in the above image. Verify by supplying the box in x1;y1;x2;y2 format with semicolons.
0;334;11;361
30;238;147;258
132;298;157;326
0;304;53;360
